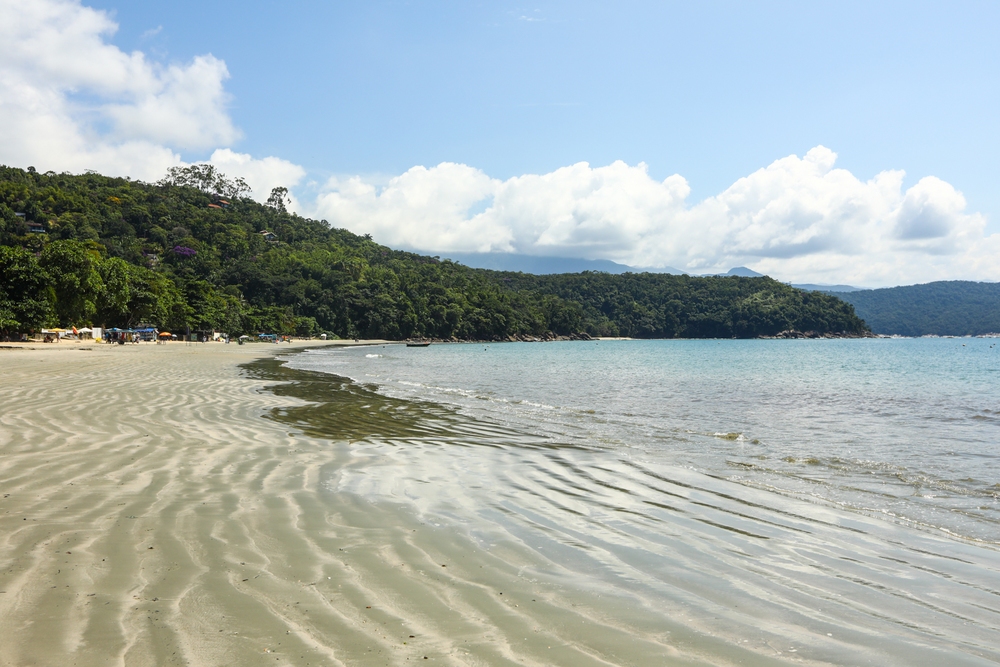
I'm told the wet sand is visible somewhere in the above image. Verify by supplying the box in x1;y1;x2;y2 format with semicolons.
3;342;997;666
0;342;711;667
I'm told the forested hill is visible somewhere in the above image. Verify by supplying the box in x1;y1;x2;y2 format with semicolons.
832;282;1000;336
0;165;867;340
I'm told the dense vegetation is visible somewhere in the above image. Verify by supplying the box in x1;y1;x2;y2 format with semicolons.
833;282;1000;336
0;165;867;340
502;272;866;338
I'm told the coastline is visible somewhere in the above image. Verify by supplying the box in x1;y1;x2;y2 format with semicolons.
0;342;708;666
3;341;997;666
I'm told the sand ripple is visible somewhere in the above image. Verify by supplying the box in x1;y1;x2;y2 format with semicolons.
3;344;998;666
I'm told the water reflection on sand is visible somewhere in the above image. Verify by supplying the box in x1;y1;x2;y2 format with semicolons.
255;353;1000;666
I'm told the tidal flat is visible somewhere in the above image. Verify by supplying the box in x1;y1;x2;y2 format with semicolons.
0;340;998;666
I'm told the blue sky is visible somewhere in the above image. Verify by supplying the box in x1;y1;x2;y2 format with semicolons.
2;0;999;285
96;1;999;208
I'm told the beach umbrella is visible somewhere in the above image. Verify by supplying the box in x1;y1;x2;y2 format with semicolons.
159;331;171;337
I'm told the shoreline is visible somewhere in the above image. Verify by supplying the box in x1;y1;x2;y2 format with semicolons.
3;341;997;666
0;338;396;352
0;342;704;666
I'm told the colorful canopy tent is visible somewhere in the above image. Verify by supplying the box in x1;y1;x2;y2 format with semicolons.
134;327;158;342
105;328;137;344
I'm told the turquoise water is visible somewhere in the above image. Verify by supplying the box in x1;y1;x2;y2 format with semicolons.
286;338;1000;664
292;338;1000;542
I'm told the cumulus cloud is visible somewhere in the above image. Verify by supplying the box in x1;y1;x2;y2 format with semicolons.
316;163;507;252
313;146;992;286
0;0;298;201
0;1;991;286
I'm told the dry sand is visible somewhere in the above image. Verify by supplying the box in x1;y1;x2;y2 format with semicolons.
0;342;703;667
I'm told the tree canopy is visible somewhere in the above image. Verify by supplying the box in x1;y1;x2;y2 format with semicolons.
833;282;1000;336
0;164;868;339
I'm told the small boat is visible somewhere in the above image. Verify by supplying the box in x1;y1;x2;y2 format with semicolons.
406;341;431;347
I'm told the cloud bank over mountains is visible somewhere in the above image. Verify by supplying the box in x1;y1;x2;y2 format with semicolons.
314;149;992;286
0;0;996;287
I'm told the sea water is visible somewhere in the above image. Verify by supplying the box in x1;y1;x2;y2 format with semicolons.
283;338;1000;664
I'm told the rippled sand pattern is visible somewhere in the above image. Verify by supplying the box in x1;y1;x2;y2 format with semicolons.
2;344;998;667
268;354;1000;667
0;345;690;666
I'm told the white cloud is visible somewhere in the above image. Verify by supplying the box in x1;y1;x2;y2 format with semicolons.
313;147;993;286
0;1;991;286
316;163;509;251
0;0;298;200
103;55;237;150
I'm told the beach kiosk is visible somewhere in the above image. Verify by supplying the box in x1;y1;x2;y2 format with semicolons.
105;328;138;344
135;326;158;342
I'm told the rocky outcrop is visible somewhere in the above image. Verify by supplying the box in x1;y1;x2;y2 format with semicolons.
504;331;593;343
760;329;876;339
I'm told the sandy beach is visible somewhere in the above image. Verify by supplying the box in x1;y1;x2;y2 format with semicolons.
5;340;997;667
0;342;700;667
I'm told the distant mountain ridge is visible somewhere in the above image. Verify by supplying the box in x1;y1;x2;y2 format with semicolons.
441;252;684;275
830;281;1000;336
443;253;1000;336
793;283;867;293
444;255;868;291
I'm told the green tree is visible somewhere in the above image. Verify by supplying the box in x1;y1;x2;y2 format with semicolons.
39;240;104;326
158;164;251;199
266;187;290;213
97;257;182;328
0;246;53;336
